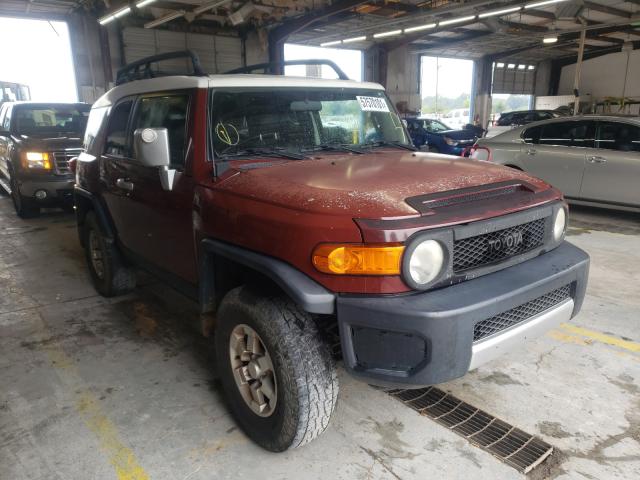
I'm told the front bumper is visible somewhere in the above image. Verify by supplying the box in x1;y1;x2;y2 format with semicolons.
337;241;589;388
17;175;74;203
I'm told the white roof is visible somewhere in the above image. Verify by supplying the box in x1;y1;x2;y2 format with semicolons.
93;74;384;108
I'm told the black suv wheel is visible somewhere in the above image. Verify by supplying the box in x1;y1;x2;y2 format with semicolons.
83;212;136;296
10;174;39;219
215;286;339;451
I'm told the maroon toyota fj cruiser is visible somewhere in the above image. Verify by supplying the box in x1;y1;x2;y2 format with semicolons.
75;53;589;451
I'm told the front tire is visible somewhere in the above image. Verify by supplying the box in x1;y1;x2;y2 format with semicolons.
83;211;136;297
215;287;338;451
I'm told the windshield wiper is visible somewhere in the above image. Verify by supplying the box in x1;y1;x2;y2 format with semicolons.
220;147;306;161
303;143;365;154
362;140;417;151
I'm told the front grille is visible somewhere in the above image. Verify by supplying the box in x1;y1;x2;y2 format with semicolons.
473;284;572;342
51;150;80;175
453;218;546;272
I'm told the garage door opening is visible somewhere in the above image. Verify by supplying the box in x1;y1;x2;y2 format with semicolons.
0;17;77;103
421;56;474;129
284;44;362;81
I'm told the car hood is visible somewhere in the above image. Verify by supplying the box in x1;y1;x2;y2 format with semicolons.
433;129;477;140
218;150;551;218
14;134;83;150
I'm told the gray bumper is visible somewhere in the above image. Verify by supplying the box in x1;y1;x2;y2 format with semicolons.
337;241;589;388
18;176;74;200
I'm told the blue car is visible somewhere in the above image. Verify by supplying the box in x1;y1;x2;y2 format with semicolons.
406;117;480;155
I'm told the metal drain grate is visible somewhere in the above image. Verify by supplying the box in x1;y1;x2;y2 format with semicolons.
385;386;554;474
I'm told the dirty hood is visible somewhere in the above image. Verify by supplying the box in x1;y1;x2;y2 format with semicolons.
219;151;551;218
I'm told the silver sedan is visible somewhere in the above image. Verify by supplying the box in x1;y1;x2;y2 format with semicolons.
472;115;640;212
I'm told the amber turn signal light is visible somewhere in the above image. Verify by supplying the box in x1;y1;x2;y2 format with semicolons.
312;243;404;275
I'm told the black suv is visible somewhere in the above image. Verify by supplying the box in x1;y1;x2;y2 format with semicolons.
0;102;90;217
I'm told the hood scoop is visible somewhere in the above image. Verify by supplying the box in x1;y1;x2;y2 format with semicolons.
406;181;537;215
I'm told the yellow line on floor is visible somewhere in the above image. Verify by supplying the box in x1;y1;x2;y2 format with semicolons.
40;317;150;480
558;323;640;353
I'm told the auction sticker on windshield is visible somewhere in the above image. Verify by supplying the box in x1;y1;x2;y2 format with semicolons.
356;96;390;112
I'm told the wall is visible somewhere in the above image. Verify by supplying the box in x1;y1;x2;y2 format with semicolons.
559;49;640;99
68;14;111;103
385;45;421;113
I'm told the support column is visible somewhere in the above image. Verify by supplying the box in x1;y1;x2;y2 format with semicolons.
473;56;493;130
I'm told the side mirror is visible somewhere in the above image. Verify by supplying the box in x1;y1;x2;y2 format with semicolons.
133;127;177;191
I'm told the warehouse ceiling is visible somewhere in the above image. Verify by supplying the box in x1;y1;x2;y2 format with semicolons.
1;1;639;64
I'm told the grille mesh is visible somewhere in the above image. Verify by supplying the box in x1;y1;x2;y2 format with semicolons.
473;284;572;342
51;150;80;175
453;218;546;272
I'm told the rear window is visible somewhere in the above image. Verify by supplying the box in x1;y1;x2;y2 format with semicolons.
13;104;90;136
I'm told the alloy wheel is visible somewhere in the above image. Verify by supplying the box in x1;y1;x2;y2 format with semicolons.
229;324;277;417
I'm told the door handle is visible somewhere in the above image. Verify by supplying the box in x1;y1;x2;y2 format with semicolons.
587;156;607;164
116;178;134;191
526;148;537;155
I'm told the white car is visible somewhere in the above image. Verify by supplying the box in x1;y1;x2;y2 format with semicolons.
472;115;640;212
441;108;470;130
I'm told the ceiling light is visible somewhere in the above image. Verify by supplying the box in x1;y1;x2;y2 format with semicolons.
525;0;568;9
404;23;437;33
507;63;516;69
145;10;186;29
478;6;522;18
373;29;402;38
518;64;526;70
496;62;505;68
528;65;536;70
343;36;367;43
320;40;342;47
99;0;157;25
98;15;115;25
194;0;232;15
543;35;558;43
114;7;130;18
439;15;476;27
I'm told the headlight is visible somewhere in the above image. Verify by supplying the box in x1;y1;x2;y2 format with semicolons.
553;207;567;242
408;239;445;285
444;137;458;146
22;151;51;170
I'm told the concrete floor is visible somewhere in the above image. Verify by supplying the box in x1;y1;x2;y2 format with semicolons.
1;195;639;480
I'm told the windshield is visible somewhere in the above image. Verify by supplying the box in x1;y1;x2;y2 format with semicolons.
210;88;410;158
13;104;90;136
425;119;451;133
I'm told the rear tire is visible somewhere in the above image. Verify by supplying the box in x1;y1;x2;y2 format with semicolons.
215;286;338;451
10;175;39;219
83;211;136;297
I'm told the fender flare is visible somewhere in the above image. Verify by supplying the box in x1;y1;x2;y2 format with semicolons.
74;186;117;240
201;239;335;315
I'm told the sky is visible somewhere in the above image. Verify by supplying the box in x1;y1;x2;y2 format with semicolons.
284;44;362;81
421;56;474;98
0;17;77;102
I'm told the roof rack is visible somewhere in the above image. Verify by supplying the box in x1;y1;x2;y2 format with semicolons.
116;50;206;86
224;60;350;80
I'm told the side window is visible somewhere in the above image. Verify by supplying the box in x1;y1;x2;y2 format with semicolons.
497;113;512;126
597;122;640;152
522;126;542;144
131;94;190;166
104;100;133;156
540;121;594;148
